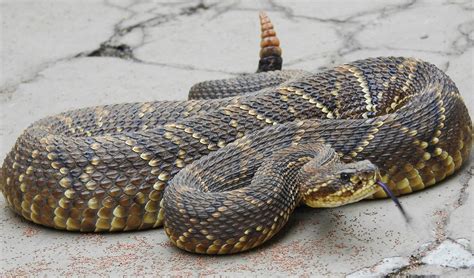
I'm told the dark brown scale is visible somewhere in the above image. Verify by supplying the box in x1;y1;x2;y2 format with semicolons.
188;70;307;100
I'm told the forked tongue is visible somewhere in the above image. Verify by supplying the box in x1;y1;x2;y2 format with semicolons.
377;181;411;222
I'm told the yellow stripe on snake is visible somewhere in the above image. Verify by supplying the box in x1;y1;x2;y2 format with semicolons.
0;13;471;255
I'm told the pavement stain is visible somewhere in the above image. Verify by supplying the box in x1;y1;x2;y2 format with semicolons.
76;233;107;244
21;226;39;237
0;260;52;278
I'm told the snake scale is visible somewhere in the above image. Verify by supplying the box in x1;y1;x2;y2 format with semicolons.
0;13;472;255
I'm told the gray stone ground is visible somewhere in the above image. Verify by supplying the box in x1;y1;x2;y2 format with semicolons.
1;0;473;277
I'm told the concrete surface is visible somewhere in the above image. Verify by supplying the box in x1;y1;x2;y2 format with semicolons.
0;0;473;277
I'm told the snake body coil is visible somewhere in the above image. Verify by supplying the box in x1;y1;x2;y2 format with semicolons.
0;14;471;255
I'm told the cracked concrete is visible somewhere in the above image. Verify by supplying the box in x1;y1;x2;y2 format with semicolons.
0;0;473;277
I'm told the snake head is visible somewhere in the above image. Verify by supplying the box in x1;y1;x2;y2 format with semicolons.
300;160;380;208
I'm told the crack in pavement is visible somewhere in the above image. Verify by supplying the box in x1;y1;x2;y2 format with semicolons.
78;0;215;60
86;43;134;59
349;164;473;277
275;0;419;68
73;0;242;75
430;165;472;246
1;0;229;95
207;0;421;71
5;0;472;94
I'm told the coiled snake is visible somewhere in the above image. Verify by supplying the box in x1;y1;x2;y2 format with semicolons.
0;13;472;255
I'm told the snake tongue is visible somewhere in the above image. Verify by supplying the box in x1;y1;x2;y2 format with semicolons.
376;181;410;223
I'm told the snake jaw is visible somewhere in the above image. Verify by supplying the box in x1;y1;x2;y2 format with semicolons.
301;161;380;208
302;177;379;208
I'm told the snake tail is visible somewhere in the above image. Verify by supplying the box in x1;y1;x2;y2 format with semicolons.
257;11;282;72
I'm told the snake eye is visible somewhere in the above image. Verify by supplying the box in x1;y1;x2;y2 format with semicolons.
340;172;352;182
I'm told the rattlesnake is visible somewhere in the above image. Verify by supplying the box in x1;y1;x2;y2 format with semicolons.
0;13;471;254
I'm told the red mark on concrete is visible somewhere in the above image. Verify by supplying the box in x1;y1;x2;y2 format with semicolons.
22;227;39;237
